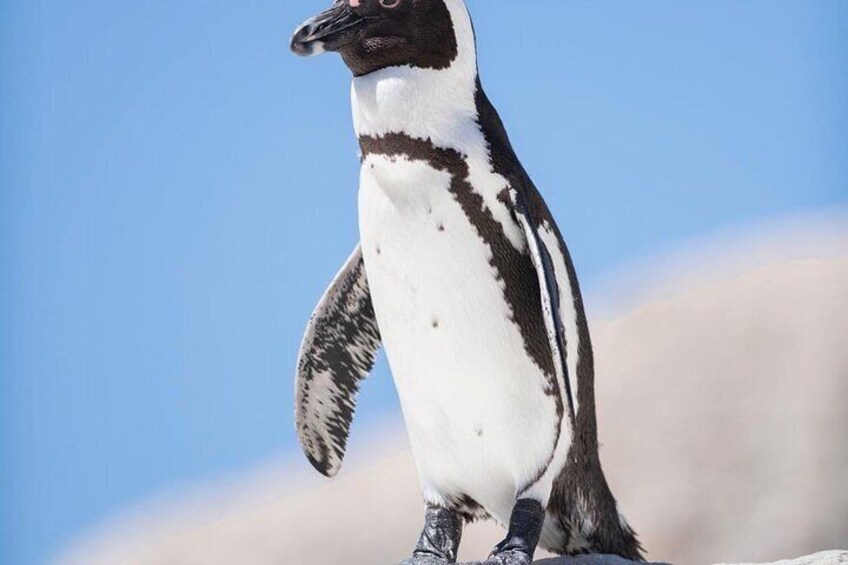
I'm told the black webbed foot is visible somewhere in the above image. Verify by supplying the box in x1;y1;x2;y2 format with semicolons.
463;499;545;565
399;505;463;565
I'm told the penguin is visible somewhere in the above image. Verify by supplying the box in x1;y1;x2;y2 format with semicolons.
290;1;644;564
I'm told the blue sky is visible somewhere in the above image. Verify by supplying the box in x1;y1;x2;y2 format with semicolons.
1;1;846;563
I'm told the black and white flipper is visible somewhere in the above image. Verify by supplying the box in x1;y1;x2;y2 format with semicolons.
295;245;381;477
508;188;577;428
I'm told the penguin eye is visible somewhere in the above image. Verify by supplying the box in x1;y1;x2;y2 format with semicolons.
379;0;402;8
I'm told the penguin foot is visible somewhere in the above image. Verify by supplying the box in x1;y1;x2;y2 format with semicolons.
401;505;463;565
467;498;545;565
462;549;533;565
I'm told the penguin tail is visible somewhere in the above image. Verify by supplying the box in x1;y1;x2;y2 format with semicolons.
542;458;646;561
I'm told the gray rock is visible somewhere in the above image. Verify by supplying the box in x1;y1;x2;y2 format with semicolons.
534;550;846;565
715;550;848;565
534;554;670;565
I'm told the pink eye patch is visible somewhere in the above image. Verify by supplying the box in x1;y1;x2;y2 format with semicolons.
349;0;361;6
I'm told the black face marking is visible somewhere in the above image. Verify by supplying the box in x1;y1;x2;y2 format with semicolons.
292;0;458;77
342;0;458;76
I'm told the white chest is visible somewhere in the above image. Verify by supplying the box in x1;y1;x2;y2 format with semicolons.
357;154;558;517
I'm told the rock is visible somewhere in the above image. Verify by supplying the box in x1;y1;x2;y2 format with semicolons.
535;554;671;565
535;550;846;565
715;550;848;565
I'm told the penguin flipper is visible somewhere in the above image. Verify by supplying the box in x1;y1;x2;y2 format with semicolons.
295;244;381;477
507;189;577;427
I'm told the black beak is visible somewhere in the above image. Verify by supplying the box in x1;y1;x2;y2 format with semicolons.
291;2;367;56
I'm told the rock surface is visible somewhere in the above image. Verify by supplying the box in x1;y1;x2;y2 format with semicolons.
536;550;847;565
535;555;671;565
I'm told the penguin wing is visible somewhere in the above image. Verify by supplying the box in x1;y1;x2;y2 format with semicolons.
508;188;578;426
295;244;381;477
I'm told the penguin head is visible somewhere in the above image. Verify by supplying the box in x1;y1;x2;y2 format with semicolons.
291;0;469;77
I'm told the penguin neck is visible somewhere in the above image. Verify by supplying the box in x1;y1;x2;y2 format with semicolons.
352;69;524;176
351;66;478;151
352;0;484;156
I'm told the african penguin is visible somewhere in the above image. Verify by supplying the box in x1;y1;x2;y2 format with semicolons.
290;1;644;563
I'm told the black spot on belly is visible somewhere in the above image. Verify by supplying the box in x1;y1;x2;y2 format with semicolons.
341;0;458;78
475;427;484;438
437;222;446;232
432;319;440;329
